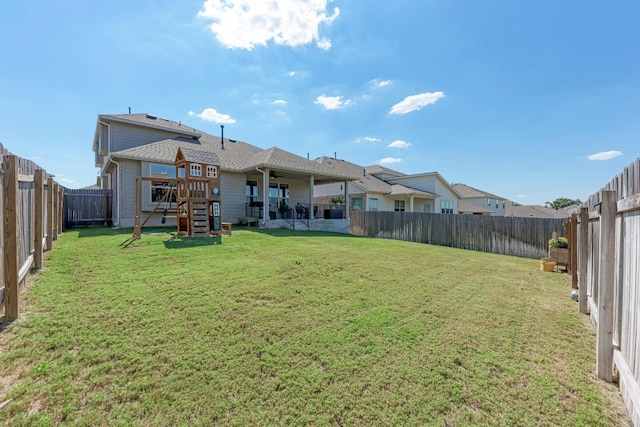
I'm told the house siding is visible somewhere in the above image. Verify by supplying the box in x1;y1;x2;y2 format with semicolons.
109;122;190;153
118;159;142;227
432;180;459;214
393;176;436;194
220;172;247;223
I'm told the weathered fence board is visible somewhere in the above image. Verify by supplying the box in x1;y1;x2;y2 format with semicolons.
63;188;112;228
350;211;565;259
0;143;62;322
577;157;640;425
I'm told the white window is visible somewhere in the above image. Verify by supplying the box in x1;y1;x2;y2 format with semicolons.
150;163;176;204
369;198;378;211
441;200;454;214
394;200;405;212
207;165;217;178
352;198;363;211
212;202;220;216
190;163;202;177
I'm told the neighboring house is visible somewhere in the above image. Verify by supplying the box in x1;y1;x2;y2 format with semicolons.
314;157;461;214
92;113;359;230
452;183;507;216
505;201;571;219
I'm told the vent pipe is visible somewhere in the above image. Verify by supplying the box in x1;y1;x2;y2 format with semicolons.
128;107;131;114
220;125;225;149
334;152;337;160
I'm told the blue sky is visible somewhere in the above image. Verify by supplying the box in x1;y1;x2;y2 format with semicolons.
1;1;638;205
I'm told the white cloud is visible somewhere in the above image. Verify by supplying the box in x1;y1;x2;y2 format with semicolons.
388;140;411;148
314;94;353;110
379;157;402;164
355;136;381;143
371;79;392;89
198;0;340;50
272;99;288;105
54;174;79;186
587;150;623;161
317;38;332;50
288;71;296;77
389;91;445;115
517;195;526;198
189;108;236;124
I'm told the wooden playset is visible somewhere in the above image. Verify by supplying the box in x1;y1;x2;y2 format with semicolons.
133;147;223;239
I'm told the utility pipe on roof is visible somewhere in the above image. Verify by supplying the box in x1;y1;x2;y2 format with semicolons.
255;167;267;226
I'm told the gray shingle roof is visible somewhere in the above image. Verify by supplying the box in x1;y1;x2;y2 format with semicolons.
107;115;358;181
315;156;438;198
364;164;406;177
177;147;220;166
458;200;493;214
387;184;437;198
101;113;203;138
453;183;505;200
505;202;570;218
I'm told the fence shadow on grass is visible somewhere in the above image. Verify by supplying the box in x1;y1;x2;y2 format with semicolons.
238;227;362;239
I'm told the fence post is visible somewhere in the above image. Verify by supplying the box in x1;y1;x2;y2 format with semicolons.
596;190;616;382
3;155;19;321
34;169;45;269
46;177;53;251
570;214;577;288
578;207;589;314
58;186;64;233
52;182;59;240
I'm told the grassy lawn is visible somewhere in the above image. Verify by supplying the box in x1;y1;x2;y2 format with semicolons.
0;227;629;426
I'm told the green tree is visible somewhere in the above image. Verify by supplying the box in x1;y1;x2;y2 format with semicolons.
545;197;581;210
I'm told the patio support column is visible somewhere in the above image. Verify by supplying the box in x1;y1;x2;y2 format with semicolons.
344;181;349;219
309;175;314;219
263;168;270;225
409;195;414;212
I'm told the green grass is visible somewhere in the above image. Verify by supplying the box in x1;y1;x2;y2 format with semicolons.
0;227;628;426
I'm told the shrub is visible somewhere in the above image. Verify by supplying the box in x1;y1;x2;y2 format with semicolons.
549;237;569;248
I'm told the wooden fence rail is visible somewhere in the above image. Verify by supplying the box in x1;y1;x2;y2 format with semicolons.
350;211;566;259
576;157;640;426
1;144;63;323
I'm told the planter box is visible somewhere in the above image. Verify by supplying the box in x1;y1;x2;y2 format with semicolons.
549;247;569;266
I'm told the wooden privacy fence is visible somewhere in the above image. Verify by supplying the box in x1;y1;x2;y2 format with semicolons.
1;144;63;323
63;188;112;228
575;157;640;426
350;211;566;259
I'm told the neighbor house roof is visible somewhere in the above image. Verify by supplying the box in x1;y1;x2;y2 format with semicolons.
315;156;439;199
457;200;493;214
453;183;505;200
505;201;571;219
387;184;437;199
364;164;406;178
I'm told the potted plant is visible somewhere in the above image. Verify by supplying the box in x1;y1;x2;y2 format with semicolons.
540;257;556;272
278;202;291;219
329;196;345;219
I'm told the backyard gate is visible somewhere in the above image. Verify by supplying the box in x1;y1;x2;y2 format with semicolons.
63;188;112;228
